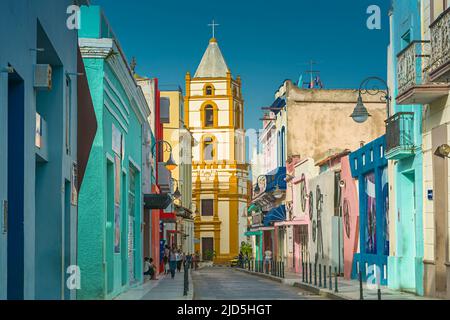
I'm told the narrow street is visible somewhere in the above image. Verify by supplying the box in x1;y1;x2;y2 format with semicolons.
192;267;327;300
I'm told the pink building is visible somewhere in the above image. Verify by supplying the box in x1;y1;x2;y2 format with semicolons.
340;156;360;280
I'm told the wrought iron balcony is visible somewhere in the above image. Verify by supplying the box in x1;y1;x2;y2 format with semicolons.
429;7;450;82
385;112;415;160
397;41;430;96
396;39;449;105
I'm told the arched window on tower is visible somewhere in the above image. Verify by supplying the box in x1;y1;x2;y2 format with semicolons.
204;105;214;127
203;137;215;161
205;85;214;96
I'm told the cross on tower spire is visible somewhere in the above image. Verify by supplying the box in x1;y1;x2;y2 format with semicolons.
208;19;220;39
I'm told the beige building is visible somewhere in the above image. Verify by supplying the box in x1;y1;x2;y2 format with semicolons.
185;37;249;263
160;90;195;254
276;80;387;163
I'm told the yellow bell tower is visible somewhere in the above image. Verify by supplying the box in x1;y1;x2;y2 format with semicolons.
185;37;249;263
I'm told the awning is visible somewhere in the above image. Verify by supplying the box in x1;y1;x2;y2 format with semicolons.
245;230;263;236
160;212;176;221
167;230;183;234
144;193;172;210
263;205;286;227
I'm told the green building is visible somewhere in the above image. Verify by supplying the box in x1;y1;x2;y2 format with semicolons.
77;5;150;299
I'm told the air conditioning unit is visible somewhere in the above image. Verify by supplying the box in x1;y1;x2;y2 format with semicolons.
34;64;52;90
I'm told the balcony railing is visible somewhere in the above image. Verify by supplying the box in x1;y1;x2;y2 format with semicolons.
429;7;450;82
397;41;430;96
385;112;415;160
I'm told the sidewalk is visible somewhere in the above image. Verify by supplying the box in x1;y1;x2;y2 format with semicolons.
115;270;194;300
236;268;436;300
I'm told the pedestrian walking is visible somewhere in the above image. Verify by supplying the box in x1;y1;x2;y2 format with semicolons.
176;249;183;272
169;249;177;279
163;254;169;275
264;248;272;273
194;251;199;270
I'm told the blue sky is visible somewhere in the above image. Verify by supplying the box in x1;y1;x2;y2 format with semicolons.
92;0;390;131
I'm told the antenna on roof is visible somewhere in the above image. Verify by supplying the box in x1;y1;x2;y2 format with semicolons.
299;60;324;89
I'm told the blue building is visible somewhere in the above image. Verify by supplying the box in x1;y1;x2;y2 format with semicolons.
350;136;389;285
386;0;424;295
0;0;96;299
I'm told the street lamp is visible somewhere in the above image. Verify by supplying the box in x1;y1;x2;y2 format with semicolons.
253;175;265;194
351;76;391;124
272;173;295;199
152;140;178;171
435;144;450;158
171;178;182;200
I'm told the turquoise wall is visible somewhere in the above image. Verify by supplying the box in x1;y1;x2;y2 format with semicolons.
387;0;424;296
77;5;144;300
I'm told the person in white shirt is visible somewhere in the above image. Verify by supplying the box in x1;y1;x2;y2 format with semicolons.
264;249;272;273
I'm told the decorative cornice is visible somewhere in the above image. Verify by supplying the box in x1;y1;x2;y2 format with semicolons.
79;37;150;125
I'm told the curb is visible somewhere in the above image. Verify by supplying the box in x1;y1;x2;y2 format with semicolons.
235;268;283;283
188;269;194;300
235;268;349;300
293;282;349;300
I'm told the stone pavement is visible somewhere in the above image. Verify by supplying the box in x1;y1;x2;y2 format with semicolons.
237;268;439;300
114;269;194;300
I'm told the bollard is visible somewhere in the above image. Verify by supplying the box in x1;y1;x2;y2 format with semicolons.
306;261;309;283
329;266;332;290
314;263;317;286
334;267;338;292
319;264;322;287
302;261;305;282
309;263;312;284
377;268;381;300
282;261;285;278
323;265;326;288
183;263;189;296
359;271;364;300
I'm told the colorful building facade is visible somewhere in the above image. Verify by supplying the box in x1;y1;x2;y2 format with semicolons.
0;0;95;300
186;37;249;263
77;5;150;299
386;0;424;295
350;136;389;285
393;0;450;298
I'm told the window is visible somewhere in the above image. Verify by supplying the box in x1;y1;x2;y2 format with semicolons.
205;85;213;96
204;105;214;127
234;103;240;128
203;137;215;161
201;199;214;216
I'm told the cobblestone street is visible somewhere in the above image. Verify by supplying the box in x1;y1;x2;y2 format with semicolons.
192;267;328;300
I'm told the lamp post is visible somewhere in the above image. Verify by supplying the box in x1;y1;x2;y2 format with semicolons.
351;76;391;124
151;140;177;171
